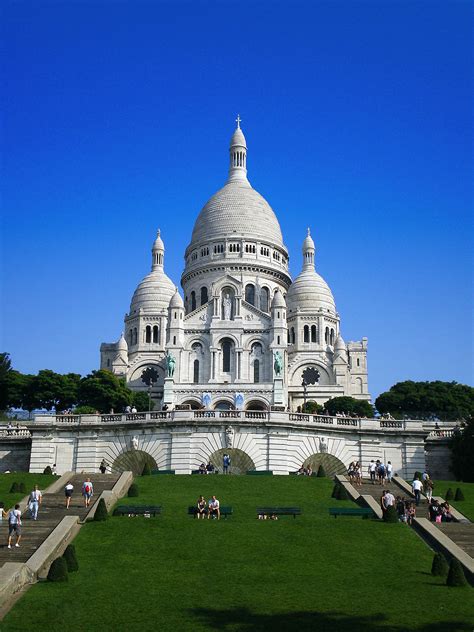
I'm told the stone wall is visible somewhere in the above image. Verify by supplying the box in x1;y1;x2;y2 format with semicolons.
0;438;32;472
424;438;454;479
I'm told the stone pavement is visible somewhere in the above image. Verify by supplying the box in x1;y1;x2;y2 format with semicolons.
0;473;119;568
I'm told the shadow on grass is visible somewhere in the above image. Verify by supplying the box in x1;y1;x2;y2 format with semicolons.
189;607;471;632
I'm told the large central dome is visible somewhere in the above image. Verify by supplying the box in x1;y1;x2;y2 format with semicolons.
191;179;284;246
188;121;285;250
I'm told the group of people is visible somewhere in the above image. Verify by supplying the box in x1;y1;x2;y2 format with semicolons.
195;495;220;520
296;466;313;476
367;460;393;485
347;462;362;486
197;462;216;475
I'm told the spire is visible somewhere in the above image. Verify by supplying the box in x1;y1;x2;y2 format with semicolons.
228;115;248;183
152;229;165;271
302;228;315;270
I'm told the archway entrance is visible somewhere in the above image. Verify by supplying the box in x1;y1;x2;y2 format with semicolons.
208;448;255;475
112;450;157;476
302;453;346;477
181;400;202;410
245;400;267;411
214;400;235;411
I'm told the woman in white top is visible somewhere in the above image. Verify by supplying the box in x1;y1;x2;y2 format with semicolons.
28;485;42;520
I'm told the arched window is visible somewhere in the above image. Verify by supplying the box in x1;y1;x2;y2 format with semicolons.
153;325;159;343
311;325;317;343
245;284;255;305
291;327;296;344
287;330;291;343
357;358;360;367
129;329;133;346
173;336;176;345
133;328;138;345
325;327;329;344
145;325;151;343
222;338;232;372
200;286;208;305
254;359;260;383
304;325;310;343
193;359;199;384
260;287;269;312
192;342;202;353
191;291;196;311
330;329;335;345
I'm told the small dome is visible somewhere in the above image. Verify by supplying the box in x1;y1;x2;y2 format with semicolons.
117;332;128;351
287;268;336;315
130;270;175;314
271;289;286;309
153;229;164;251
230;126;246;148
169;288;184;309
334;334;346;352
303;228;315;251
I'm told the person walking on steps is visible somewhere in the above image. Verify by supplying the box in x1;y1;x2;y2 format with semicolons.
28;485;42;520
64;482;74;509
4;504;22;549
82;478;94;508
99;459;107;474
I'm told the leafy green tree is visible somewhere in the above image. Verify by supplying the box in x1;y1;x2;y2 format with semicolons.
450;417;474;482
132;390;155;412
77;370;132;413
303;401;323;414
375;381;474;421
0;353;12;410
324;396;374;418
6;371;35;412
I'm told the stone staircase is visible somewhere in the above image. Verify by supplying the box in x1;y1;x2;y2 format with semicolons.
436;523;474;558
0;473;119;567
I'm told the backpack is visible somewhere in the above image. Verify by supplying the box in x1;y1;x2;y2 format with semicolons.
84;483;92;494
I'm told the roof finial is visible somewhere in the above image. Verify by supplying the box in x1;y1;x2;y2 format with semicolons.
236;114;241;128
157;228;161;237
307;227;311;236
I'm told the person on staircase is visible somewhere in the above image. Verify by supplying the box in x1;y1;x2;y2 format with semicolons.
64;482;74;509
5;504;22;549
82;478;94;508
28;485;42;520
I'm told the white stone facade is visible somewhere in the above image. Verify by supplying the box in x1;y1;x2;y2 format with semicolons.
100;121;370;410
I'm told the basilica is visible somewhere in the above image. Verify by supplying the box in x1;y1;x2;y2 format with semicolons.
100;120;370;411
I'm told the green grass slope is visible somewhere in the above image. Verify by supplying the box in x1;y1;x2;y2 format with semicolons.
0;473;57;509
2;476;472;632
435;480;474;520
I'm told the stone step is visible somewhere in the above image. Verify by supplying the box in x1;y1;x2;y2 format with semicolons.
0;474;119;568
435;523;474;558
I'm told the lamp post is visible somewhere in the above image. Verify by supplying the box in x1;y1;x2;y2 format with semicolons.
148;385;153;412
302;379;308;413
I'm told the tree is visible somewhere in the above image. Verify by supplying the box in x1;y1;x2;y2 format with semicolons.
6;371;35;412
77;370;132;413
324;396;374;418
450;417;474;482
132;390;154;412
302;401;323;414
375;381;474;421
0;353;12;410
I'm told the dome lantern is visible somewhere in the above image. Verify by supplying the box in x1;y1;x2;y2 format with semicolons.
302;228;315;270
152;229;165;271
228;114;248;183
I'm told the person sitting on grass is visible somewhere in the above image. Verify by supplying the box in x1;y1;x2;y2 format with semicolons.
196;495;207;519
206;462;215;474
208;495;220;520
198;463;206;475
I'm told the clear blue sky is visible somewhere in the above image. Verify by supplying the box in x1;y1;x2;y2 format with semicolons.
1;1;473;399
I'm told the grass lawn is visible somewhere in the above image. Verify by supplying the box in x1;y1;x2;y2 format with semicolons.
1;475;472;632
435;480;474;521
0;473;57;509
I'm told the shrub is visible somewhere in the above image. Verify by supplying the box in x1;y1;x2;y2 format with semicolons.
47;557;68;582
62;544;79;572
337;485;349;500
128;483;139;497
73;405;96;414
446;559;467;587
331;483;340;498
383;505;399;523
142;463;151;476
445;488;454;501
431;552;449;576
43;466;52;475
93;498;109;522
18;482;26;494
454;488;465;501
9;482;19;493
317;465;326;478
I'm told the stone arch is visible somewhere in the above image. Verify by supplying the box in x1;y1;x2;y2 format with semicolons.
185;335;207;350
213;399;235;410
208;448;256;475
302;453;346;477
245;399;268;411
289;360;334;386
112;450;157;476
128;362;164;387
180;398;202;410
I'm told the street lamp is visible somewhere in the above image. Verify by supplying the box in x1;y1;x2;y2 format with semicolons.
148;384;153;412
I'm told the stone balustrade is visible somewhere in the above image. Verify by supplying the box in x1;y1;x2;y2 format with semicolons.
0;427;32;438
28;412;429;433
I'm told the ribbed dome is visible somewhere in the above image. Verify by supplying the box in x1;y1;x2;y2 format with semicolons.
287;268;336;314
117;332;128;351
271;288;286;308
169;288;184;309
190;179;284;246
130;270;175;314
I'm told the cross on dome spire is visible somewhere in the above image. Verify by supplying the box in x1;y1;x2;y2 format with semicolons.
236;114;242;128
228;117;248;183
